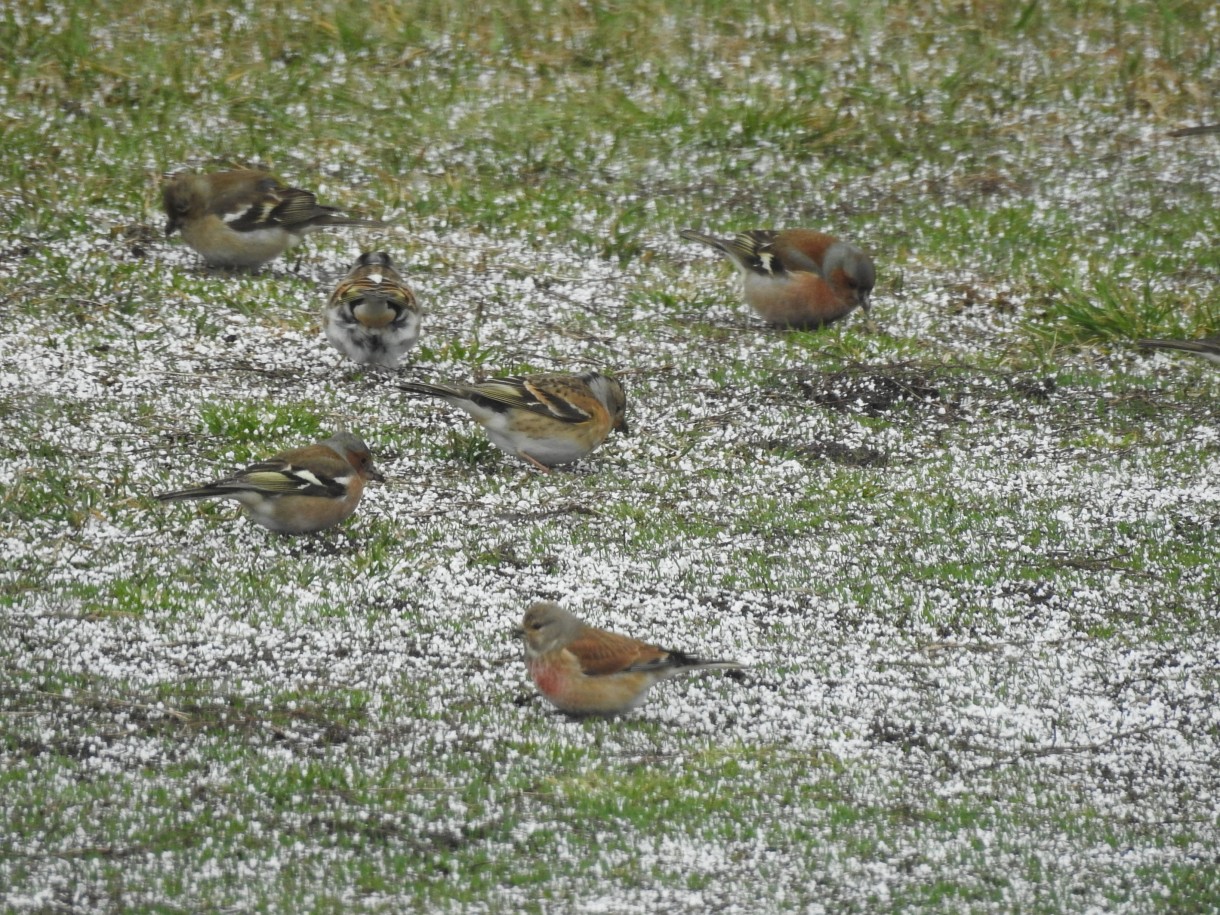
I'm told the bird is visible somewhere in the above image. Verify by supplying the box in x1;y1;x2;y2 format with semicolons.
398;371;627;472
1136;337;1220;365
323;251;421;368
162;168;385;268
517;601;744;715
154;431;384;534
1169;125;1220;137
680;228;875;328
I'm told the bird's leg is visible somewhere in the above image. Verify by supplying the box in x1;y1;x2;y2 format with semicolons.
520;452;554;474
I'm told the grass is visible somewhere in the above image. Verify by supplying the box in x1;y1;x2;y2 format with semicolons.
2;0;1220;911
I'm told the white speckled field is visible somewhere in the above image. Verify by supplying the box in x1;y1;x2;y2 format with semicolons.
2;2;1219;912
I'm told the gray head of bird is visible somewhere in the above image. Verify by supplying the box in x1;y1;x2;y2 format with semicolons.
520;601;585;655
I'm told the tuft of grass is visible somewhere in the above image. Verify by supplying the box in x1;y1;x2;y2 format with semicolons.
1031;271;1219;345
196;402;327;450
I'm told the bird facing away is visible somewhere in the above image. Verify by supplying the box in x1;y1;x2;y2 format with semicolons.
162;168;385;268
1136;337;1220;365
680;228;875;328
154;431;384;534
323;251;421;368
518;601;744;715
399;371;627;472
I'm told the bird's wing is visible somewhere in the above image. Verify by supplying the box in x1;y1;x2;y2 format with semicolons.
567;628;669;677
467;376;595;423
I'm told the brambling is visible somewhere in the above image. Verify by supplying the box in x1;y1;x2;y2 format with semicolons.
1137;338;1220;365
518;601;744;716
399;371;627;472
162;169;385;268
323;251;421;368
680;228;875;328
154;431;384;534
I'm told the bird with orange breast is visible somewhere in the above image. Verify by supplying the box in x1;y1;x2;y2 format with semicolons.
681;228;875;328
517;601;744;715
154;431;384;534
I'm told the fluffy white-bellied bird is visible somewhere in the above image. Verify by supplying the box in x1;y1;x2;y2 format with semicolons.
518;601;744;715
154;431;384;534
399;371;627;472
162;168;385;268
323;251;421;368
680;228;875;328
1137;337;1220;365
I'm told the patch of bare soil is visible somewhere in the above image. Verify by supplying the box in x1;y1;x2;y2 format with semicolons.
799;363;960;419
759;437;890;468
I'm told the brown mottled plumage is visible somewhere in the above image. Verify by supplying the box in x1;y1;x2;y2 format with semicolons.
323;251;421;368
162;169;384;268
399;372;627;472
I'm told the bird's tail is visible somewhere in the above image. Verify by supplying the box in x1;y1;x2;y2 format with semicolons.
1169;124;1220;137
691;659;746;672
680;229;773;272
667;649;745;672
1137;339;1217;356
316;216;388;229
679;229;732;255
398;380;467;400
154;486;225;503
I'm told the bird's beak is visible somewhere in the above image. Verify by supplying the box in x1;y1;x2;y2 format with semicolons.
510;626;525;639
617;418;630;436
366;465;387;483
165;216;181;237
859;292;872;313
